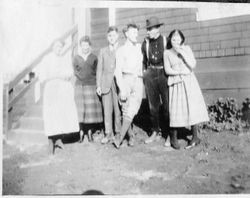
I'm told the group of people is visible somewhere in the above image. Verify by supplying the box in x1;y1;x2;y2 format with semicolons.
40;16;209;155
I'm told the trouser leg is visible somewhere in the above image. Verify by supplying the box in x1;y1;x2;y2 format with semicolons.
144;69;161;133
127;124;135;147
102;91;113;135
158;70;170;138
112;82;122;135
113;118;132;148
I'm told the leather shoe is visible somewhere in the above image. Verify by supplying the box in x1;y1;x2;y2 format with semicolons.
128;137;135;147
164;137;171;147
185;138;201;149
144;131;157;144
101;134;114;144
55;139;64;149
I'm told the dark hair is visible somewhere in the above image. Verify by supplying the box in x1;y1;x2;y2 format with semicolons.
127;23;139;30
79;35;91;46
122;23;139;38
166;29;185;49
107;26;118;33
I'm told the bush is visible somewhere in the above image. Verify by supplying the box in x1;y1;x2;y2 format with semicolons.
202;97;249;132
242;98;250;126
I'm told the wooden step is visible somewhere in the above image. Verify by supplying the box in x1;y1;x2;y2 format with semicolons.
24;105;43;117
13;116;44;131
6;129;48;149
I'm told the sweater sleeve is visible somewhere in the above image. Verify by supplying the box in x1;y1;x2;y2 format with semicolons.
73;56;84;81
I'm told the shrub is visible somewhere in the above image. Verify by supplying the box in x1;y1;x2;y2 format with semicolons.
242;98;250;126
202;97;248;132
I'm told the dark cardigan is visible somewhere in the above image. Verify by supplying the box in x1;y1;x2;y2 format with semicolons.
73;53;98;86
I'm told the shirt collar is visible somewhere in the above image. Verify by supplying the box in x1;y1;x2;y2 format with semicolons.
125;40;137;47
150;34;161;41
79;52;91;61
109;42;119;51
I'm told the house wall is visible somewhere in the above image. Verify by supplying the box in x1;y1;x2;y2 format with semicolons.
1;3;73;83
90;8;250;103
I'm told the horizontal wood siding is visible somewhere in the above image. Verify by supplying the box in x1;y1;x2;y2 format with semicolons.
114;8;250;103
89;8;250;103
90;8;109;55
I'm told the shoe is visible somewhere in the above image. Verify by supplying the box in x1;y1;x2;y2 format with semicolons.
170;129;180;150
113;137;121;149
164;137;171;147
185;138;201;150
55;139;64;149
79;130;84;143
101;133;114;144
113;133;122;149
144;131;157;144
128;136;135;147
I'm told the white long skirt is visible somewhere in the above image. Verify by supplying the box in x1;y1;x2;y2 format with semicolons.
43;79;79;136
169;72;209;127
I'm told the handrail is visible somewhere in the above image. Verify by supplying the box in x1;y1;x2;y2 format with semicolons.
8;77;39;110
4;24;78;133
8;24;78;92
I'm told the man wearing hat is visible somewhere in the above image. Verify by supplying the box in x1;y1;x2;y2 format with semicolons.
142;16;170;146
113;22;144;148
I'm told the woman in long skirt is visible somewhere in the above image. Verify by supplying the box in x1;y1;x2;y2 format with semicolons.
73;36;103;142
163;29;209;150
40;40;79;154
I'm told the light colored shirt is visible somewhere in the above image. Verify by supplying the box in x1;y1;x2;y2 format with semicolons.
115;41;143;94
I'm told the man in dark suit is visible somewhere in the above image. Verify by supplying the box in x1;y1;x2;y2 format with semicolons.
96;26;121;144
142;16;170;146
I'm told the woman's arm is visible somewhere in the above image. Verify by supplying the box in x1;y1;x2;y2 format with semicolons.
164;50;186;76
72;56;84;81
176;45;196;70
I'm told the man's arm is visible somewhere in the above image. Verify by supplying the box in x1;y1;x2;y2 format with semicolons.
96;49;103;95
141;40;148;71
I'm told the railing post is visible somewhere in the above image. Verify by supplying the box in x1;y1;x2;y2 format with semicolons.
3;84;9;136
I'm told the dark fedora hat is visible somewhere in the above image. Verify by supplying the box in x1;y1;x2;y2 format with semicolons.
145;16;164;29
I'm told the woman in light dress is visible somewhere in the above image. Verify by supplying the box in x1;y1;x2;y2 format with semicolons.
40;40;79;154
163;29;209;149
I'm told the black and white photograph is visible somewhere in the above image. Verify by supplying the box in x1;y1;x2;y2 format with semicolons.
1;0;250;196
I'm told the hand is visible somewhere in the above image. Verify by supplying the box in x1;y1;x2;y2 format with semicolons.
179;69;190;75
173;45;184;55
96;87;102;96
119;91;127;103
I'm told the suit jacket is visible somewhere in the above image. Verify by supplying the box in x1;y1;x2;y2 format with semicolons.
96;45;118;94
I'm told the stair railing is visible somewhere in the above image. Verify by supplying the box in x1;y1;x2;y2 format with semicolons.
3;24;78;135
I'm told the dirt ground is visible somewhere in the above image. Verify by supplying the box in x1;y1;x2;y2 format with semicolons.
2;124;250;195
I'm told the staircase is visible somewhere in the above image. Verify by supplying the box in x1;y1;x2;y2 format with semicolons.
3;25;78;150
6;83;47;150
